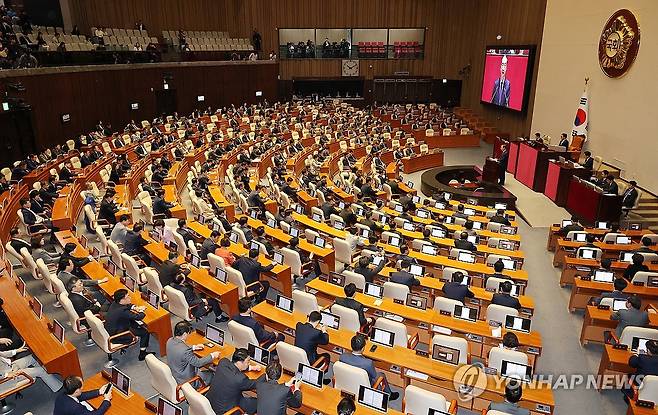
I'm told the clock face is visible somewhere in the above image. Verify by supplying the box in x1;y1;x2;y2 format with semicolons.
342;59;359;77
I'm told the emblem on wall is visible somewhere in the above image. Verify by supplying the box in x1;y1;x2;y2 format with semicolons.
598;9;640;78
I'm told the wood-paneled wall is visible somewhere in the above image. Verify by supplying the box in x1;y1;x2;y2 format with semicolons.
69;0;547;137
0;62;277;150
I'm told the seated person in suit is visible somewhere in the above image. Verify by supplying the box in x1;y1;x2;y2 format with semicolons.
335;283;373;328
295;311;330;373
556;216;583;237
623;253;649;282
0;344;62;394
624;340;658;398
31;235;60;265
581;151;594;171
397;244;417;265
603;174;619;195
489;209;511;226
592;278;628;306
492;281;521;309
256;361;303;415
232;298;284;346
609;295;649;343
488;380;530;415
254;226;274;256
453;204;469;219
206;348;264;415
339;335;399;401
201;230;221;260
238;216;254;242
636;237;657;254
153;189;175;218
19;198;57;238
54;375;112;415
66;277;109;318
354;255;385;284
105;289;152;361
171;274;228;323
8;227;31;254
462;220;478;237
390;259;421;288
123;222;151;265
98;191;119;225
109;215;130;245
233;249;274;303
442;271;474;303
454;232;477;252
166;321;220;385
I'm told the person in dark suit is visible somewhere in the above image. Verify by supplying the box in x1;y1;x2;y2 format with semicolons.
489;209;511;226
636;237;657;254
454;232;477;252
390;259;421;288
603;174;619;195
492;281;521;309
490;55;511;107
581;151;594;172
105;289;152;360
592;278;628;306
337;397;356;415
354;256;385;284
53;375;112;415
360;178;378;201
334;283;372;328
201;231;221;260
11;161;29;182
339;335;399;400
294;311;330;369
254;226;274;256
442;271;474;303
233;249;273;303
556;216;584;237
98;191;119;225
498;144;509;185
256;361;302;415
622;180;639;210
558;133;570;150
232;298;284;346
171;274;227;322
159;251;187;287
123;223;151;265
153;190;175;218
238;216;254;242
8;227;30;254
623;253;649;282
623;340;658;398
176;219;195;246
206;348;264;415
453;204;469;219
66;277;108;317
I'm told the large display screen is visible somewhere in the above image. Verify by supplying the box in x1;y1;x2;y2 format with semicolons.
481;46;535;112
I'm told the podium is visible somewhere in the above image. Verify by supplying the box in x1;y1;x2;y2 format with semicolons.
566;177;623;224
544;159;591;206
515;141;565;192
482;157;501;183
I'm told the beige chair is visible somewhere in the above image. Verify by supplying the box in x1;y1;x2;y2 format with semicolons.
107;240;123;270
330;304;363;332
164;286;196;321
333;237;352;272
403;385;452;414
637;375;658;404
487;347;528;373
84;310;137;368
433;297;463;316
382;281;409;302
292;290;319;315
342;270;366;291
275;342;328;373
121;253;147;285
431;334;469;364
333;361;385;395
181;382;237;415
485;304;519;324
145;354;207;403
226;266;263;300
144;267;165;302
374;317;418;349
617;327;658;347
59;292;95;346
227;320;278;351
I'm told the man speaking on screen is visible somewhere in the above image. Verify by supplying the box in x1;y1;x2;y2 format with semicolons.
490;55;511;107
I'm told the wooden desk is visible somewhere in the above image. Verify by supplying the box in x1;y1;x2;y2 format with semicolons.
186;221;294;296
553;239;641;268
208;185;236;222
401;151;445;174
305;279;542;365
141;235;240;316
580;306;658;346
568;278;658;312
162;184;187;219
560;257;658;287
547;225;647;252
55;230;173;355
373;268;535;316
83;372;152;414
252;302;553;414
596;345;633;391
0;274;82;379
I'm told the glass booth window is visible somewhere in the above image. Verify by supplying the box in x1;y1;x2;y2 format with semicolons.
279;28;316;58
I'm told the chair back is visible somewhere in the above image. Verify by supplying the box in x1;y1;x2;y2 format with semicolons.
485;277;510;291
292;290;319;315
485;254;511;267
276;342;310;373
485;304;519;324
332;361;371;395
433;297;463;316
107;241;123;269
19;247;39;280
207;253;227;274
59;292;87;334
619;327;658;347
181;383;217;415
374;317;407;348
281;247;302;277
145;354;180;402
4;242;22;263
121;253;144;284
227;320;259;348
403;385;448;414
144;267;164;299
632;272;658;285
488;348;528;372
84;310;112;353
164;286;192;321
342;270;366;291
442;267;468;280
382;281;409;301
638;375;658;404
330;304;361;332
333;238;352;266
602;232;625;243
226;267;247;298
430;334;469;364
